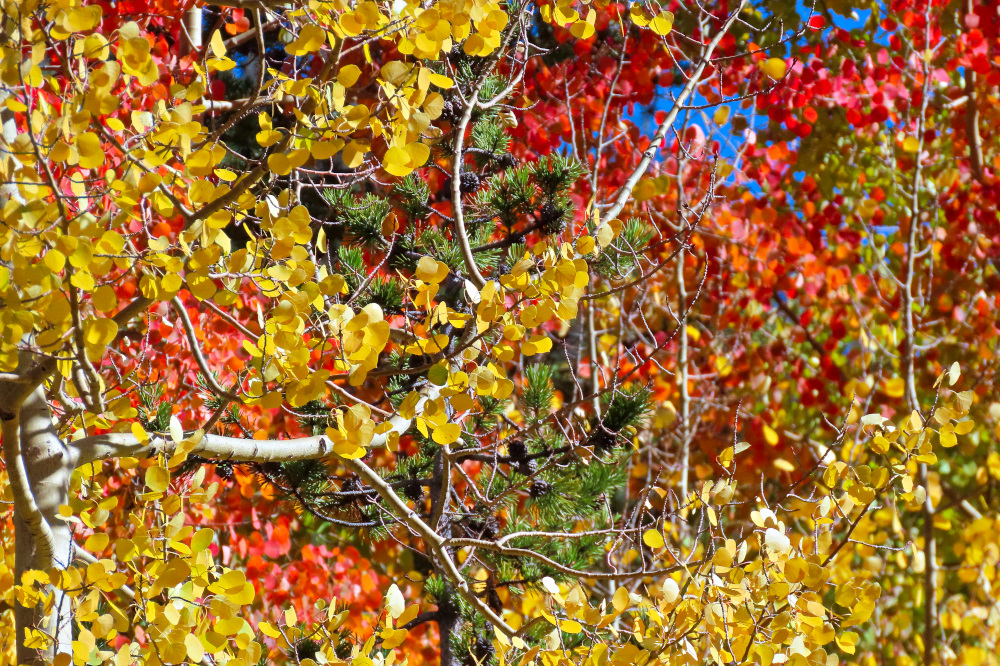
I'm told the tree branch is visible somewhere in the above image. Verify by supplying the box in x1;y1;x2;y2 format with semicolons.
171;296;242;401
601;0;748;223
70;376;518;636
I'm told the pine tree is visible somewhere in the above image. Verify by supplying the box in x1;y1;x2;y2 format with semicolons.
179;49;654;665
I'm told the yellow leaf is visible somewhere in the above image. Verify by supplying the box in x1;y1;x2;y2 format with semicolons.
557;619;583;634
190;528;214;553
648;12;673;36
256;128;283;147
338;64;362;87
463;34;485;56
92;614;114;639
23;628;51;650
883;377;905;398
267;153;293;176
54;6;102;36
77;132;104;169
185;634;205;663
763;424;779;446
773;458;795;472
385;584;405;618
713;106;731;125
146;465;169;493
209;30;226;58
428;72;454;88
902;136;920;153
570;20;595;39
522;335;553;356
612;586;630;613
835;631;859;655
383;146;414;176
83;33;110;61
871;436;890;454
764;527;791;554
433;423;462;445
380;61;411;85
119;32;159;86
642;529;664;549
382;628;408;649
632;178;657;202
311;139;345;160
155;558;191;589
287;24;327;56
416;256;450;284
343;140;369;168
83;318;118;348
759;58;787;79
131;422;149;445
84;533;109;552
44;250;66;273
405;141;430;168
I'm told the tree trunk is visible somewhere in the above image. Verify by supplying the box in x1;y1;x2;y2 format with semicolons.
437;602;459;666
180;6;203;56
9;386;76;664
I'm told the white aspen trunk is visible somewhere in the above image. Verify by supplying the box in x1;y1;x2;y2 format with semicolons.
10;386;76;664
181;6;203;56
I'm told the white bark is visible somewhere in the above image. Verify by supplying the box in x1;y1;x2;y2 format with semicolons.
75;383;436;466
21;387;75;660
180;5;203;56
1;89;27;206
5;386;75;664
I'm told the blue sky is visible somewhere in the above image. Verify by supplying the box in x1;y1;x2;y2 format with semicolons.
616;1;885;199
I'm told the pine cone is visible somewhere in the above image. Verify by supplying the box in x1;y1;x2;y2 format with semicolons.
292;640;320;662
340;476;360;505
506;440;528;462
440;99;456;122
539;202;564;233
496;153;517;170
590;427;618;452
529;479;551;498
475;636;495;661
460;171;481;194
516;459;538;476
403;480;424;502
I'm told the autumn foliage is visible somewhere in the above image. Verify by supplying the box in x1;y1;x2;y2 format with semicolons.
2;1;1000;666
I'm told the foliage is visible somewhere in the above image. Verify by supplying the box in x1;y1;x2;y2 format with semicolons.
2;0;1000;666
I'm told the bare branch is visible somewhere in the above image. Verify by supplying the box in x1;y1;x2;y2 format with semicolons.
601;0;748;223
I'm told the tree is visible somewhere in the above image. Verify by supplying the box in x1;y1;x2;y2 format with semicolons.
2;1;1000;666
